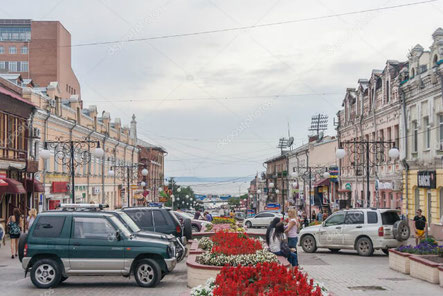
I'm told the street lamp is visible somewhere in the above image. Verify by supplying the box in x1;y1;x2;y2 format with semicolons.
140;181;146;187
40;137;103;203
141;168;148;176
389;147;400;159
185;195;189;199
109;162;139;207
336;148;346;159
323;171;330;179
177;187;182;193
269;182;275;188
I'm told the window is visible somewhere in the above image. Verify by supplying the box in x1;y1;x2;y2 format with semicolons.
33;216;66;238
54;156;58;172
424;117;430;150
440;115;443;144
367;211;378;224
344;211;364;224
0;61;5;70
73;217;116;240
415;187;420;212
126;210;153;228
8;61;17;72
9;46;16;54
20;46;28;54
413;121;418;152
153;210;167;226
20;61;28;72
0;46;3;54
324;213;345;226
386;82;390;103
440;188;443;221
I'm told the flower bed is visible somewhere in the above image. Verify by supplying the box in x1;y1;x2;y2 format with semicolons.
191;263;327;296
212;217;235;225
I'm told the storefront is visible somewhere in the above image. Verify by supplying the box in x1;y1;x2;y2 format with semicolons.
47;181;70;210
404;169;443;240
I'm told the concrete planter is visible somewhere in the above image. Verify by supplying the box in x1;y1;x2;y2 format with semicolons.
389;249;412;274
409;255;442;284
439;265;443;287
186;254;290;288
189;239;204;255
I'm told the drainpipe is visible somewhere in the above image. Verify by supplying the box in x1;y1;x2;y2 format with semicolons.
113;142;119;208
101;134;108;204
400;87;409;218
42;110;51;211
68;120;77;203
86;130;94;202
131;147;135;206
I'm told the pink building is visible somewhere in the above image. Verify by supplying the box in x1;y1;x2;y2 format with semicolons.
337;61;405;208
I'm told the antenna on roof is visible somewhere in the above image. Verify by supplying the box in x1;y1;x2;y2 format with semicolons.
309;114;328;136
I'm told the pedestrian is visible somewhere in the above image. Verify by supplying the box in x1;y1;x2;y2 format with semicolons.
0;222;5;248
284;208;299;249
413;209;427;245
297;208;303;218
7;208;22;259
302;212;309;228
317;210;324;222
397;207;406;221
265;217;281;246
311;210;316;221
194;210;201;220
205;211;213;222
229;210;235;219
269;222;298;268
27;208;37;230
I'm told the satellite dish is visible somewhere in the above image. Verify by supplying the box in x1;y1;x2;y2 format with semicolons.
288;137;294;147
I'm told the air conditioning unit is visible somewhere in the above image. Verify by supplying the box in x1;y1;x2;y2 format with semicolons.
32;127;41;139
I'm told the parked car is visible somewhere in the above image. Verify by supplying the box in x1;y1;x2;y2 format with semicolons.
123;207;192;241
234;212;246;221
110;210;186;262
243;212;283;228
298;208;410;256
172;211;212;232
19;204;177;289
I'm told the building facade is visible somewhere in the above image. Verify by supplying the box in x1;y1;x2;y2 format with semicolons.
337;60;404;209
401;28;443;231
0;19;80;99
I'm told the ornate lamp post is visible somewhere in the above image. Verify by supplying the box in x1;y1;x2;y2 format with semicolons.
108;162;144;207
336;140;400;208
40;137;103;203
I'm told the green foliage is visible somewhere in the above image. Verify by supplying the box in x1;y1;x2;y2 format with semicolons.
165;177;197;210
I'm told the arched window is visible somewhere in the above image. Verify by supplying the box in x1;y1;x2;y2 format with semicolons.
415;187;420;212
386;82;390;103
411;68;415;78
433;55;438;67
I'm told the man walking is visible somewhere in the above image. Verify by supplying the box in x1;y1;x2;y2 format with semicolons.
413;209;427;245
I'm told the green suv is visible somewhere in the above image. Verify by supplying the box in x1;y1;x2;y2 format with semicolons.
20;205;177;289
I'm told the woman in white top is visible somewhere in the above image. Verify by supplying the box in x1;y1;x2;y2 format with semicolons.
269;222;298;267
26;208;37;231
285;208;300;249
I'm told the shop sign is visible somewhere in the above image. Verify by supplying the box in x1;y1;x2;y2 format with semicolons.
27;160;39;173
345;183;351;190
417;171;436;189
52;182;68;193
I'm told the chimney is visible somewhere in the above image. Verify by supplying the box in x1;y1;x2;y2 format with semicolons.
130;114;137;143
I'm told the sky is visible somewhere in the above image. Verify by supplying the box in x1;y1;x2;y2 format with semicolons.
2;0;443;179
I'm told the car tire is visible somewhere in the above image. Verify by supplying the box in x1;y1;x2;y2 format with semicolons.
191;225;200;233
18;233;27;262
393;220;410;242
30;258;62;289
134;259;162;288
329;248;340;253
245;221;252;228
183;218;193;240
355;237;374;256
301;235;317;253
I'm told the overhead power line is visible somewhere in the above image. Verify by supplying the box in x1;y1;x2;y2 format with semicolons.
67;0;436;48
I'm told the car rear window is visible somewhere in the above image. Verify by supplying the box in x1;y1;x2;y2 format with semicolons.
153;210;167;225
367;211;378;224
126;210;153;228
381;211;400;225
33;216;66;238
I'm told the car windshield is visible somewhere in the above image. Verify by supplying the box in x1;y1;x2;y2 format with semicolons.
117;212;141;233
109;216;132;238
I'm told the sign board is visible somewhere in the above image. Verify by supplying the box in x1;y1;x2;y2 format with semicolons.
52;182;68;193
27;160;39;173
264;203;281;211
418;171;436;189
345;183;351;190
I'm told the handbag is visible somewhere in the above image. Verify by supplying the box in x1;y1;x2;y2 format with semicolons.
280;240;291;257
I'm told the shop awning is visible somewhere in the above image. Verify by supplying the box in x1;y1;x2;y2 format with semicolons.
338;189;351;193
24;179;45;193
0;178;26;194
314;178;330;187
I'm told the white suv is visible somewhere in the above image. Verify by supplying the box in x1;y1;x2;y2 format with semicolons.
299;209;410;256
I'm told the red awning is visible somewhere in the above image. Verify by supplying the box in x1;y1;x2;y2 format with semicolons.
0;179;8;187
338;189;351;193
24;179;45;193
314;178;330;187
0;178;27;194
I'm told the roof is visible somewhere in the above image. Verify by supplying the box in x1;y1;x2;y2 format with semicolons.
0;85;35;106
137;138;167;153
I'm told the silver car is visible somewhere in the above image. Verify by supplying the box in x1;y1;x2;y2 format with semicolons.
243;212;282;228
299;209;410;256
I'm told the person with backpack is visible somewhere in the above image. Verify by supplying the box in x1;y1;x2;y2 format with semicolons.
7;208;22;259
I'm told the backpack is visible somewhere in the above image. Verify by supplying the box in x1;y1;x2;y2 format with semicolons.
8;222;20;236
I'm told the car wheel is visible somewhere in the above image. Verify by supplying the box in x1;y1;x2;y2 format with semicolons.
134;259;161;288
393;220;410;242
301;235;317;253
183;219;193;240
192;225;200;233
18;233;27;262
329;248;340;253
30;258;62;289
245;221;252;228
356;237;374;256
382;248;389;255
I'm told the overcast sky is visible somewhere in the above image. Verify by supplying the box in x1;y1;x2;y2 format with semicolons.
2;0;443;178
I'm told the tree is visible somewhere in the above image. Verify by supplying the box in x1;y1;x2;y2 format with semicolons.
228;197;240;208
164;178;196;210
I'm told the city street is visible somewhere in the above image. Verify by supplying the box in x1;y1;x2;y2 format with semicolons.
1;237;441;296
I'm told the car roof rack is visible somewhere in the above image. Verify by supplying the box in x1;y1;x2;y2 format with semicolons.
58;204;109;211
